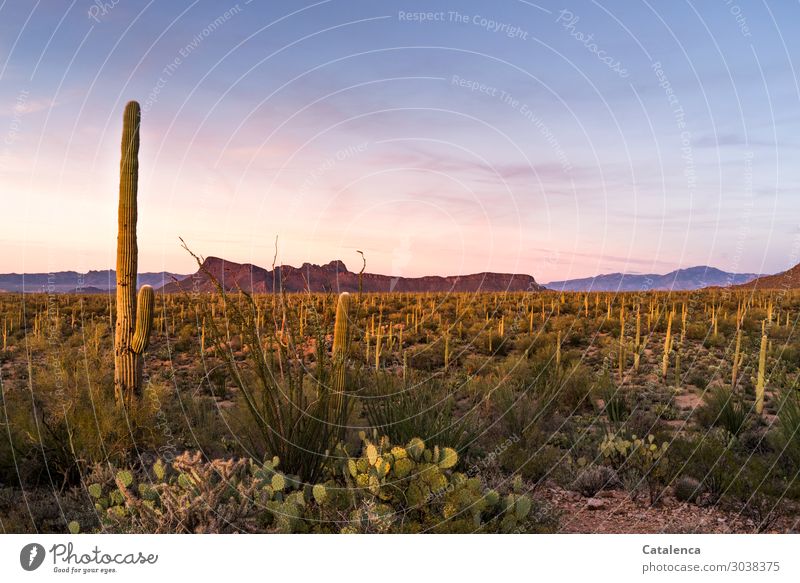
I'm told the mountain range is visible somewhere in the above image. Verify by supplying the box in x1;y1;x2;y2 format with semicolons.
160;257;544;293
734;263;800;290
0;271;187;293
544;266;764;292
0;262;780;294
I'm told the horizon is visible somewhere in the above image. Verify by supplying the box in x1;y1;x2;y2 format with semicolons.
2;1;800;281
0;256;774;285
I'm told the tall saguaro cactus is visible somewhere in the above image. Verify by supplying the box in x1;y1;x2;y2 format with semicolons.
114;101;154;406
330;292;351;424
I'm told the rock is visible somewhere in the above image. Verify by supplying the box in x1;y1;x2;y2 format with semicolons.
587;498;606;510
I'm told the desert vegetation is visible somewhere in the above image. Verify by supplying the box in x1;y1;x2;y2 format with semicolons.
2;284;800;533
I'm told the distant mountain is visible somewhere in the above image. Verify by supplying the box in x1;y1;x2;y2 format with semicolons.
544;266;763;292
735;263;800;290
161;256;544;294
0;271;188;293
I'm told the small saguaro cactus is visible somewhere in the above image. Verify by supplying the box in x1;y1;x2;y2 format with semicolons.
114;101;154;406
731;326;743;388
444;329;450;371
755;322;767;414
618;306;626;380
661;310;673;381
633;305;641;372
555;329;562;367
330;292;350;430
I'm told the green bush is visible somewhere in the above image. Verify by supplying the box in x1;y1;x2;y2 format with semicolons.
363;373;478;453
674;475;702;503
0;346;166;487
571;465;618;497
696;387;751;439
771;389;800;468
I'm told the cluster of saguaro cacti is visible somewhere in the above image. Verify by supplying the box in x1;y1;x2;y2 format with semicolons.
114;101;154;407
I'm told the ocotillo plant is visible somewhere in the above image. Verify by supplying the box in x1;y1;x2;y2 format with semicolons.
114;101;154;407
756;322;767;414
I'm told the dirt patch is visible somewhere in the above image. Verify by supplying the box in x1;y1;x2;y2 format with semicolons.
540;486;794;534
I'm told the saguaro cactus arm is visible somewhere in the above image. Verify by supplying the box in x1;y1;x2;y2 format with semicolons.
131;285;154;354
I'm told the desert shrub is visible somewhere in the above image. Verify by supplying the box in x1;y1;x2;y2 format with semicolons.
687;370;710;389
684;323;708;341
773;345;800;370
703;333;726;348
509;353;596;417
363;373;478;453
554;363;596;414
771;389;800;469
622;410;664;441
598;318;617;334
0;484;97;534
674;475;702;503
499;443;563;487
517;331;556;356
406;338;450;371
723;457;785;532
651;402;678;422
477;332;511;357
491;379;544;438
173;323;196;352
571;465;618;498
667;433;736;504
0;347;166;487
696;387;751;439
596;382;629;425
737;425;772;455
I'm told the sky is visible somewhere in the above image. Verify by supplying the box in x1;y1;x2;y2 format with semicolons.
1;0;799;282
